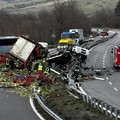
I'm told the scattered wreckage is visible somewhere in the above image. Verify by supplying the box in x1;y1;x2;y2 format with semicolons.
0;34;94;87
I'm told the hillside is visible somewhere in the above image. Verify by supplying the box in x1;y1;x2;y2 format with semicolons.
0;0;119;15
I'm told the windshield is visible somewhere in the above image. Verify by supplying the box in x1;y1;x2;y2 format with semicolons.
61;33;79;39
61;34;73;39
58;43;68;46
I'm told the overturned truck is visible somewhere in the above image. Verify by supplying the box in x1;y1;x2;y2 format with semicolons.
9;35;47;69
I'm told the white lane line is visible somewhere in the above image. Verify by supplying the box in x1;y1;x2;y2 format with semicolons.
94;76;105;80
103;66;106;69
109;82;112;85
103;56;105;59
102;47;110;69
114;87;118;91
106;77;109;80
29;97;46;120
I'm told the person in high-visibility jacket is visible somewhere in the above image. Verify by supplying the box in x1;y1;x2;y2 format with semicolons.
38;62;43;79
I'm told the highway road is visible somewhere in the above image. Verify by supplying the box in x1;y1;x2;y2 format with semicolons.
82;30;120;109
0;89;40;120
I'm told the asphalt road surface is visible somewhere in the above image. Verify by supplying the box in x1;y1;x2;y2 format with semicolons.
0;89;40;120
82;30;120;109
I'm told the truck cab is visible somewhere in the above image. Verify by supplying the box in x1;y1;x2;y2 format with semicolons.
57;29;84;51
61;32;74;39
57;38;73;51
69;29;84;44
61;31;82;44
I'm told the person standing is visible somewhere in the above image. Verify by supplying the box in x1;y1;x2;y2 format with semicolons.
38;62;43;79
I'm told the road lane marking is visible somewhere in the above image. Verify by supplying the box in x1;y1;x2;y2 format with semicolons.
102;47;110;69
106;77;109;80
109;82;112;85
103;66;106;69
94;76;105;80
103;62;105;65
114;87;118;91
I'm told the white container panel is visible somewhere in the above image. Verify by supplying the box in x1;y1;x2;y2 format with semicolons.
10;37;35;61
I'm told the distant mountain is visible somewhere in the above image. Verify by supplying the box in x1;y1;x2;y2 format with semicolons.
0;0;119;15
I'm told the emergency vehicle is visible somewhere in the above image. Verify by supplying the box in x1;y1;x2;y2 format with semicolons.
112;45;120;68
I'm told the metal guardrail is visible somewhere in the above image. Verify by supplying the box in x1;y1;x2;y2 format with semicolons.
67;68;120;120
82;32;117;50
80;94;120;120
34;91;63;120
34;32;118;120
67;32;120;120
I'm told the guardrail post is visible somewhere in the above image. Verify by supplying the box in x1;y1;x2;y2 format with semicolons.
105;103;108;115
86;95;90;103
115;109;118;120
118;110;120;120
82;94;86;102
94;99;99;109
109;106;113;118
93;98;96;108
96;100;100;109
101;102;104;113
90;97;93;106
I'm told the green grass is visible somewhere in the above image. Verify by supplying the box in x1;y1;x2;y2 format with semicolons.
0;0;119;15
37;82;115;120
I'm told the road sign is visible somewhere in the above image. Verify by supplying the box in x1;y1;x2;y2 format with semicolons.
51;33;56;38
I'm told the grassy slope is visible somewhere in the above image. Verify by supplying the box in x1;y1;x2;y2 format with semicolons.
0;0;119;14
76;0;119;15
36;82;114;120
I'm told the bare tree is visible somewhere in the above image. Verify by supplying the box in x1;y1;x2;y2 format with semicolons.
0;0;91;43
52;0;90;39
91;8;115;28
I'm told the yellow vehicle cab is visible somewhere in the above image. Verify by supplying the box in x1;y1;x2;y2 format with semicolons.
57;38;74;50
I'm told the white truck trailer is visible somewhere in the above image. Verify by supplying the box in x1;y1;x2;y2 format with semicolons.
69;29;84;44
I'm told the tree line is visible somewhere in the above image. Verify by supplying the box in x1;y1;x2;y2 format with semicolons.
0;0;120;44
91;0;120;28
0;0;90;44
